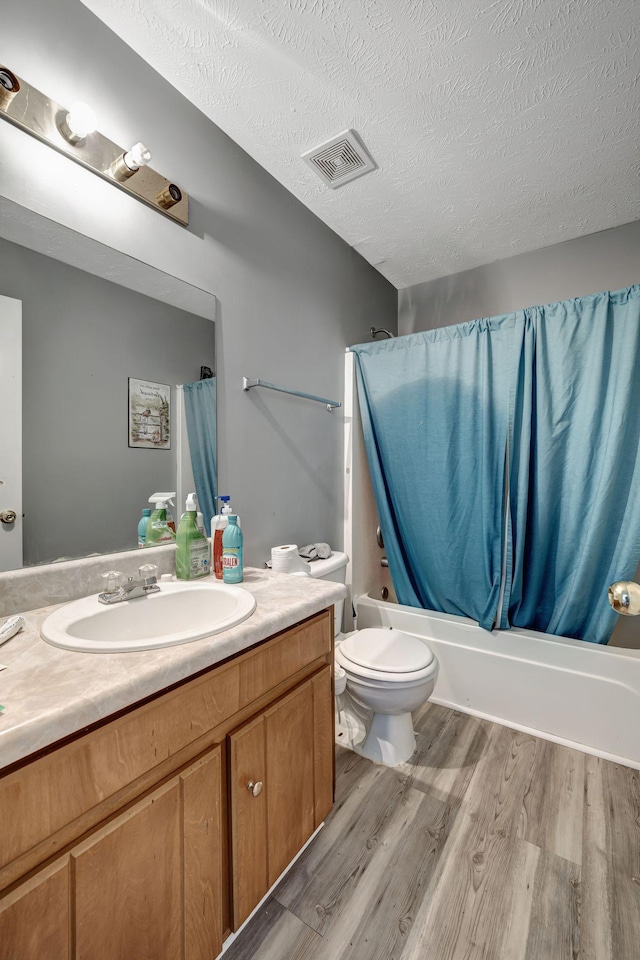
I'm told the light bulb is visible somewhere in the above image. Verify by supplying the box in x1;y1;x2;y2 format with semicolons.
124;142;151;171
110;142;153;181
61;102;96;143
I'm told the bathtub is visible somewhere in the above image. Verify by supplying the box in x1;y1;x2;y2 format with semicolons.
355;594;640;769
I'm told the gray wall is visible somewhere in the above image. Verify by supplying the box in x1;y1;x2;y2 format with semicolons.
0;237;215;565
399;220;640;334
2;0;396;567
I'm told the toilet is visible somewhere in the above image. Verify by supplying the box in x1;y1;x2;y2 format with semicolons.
306;551;439;767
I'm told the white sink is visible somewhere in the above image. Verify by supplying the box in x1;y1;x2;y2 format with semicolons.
41;580;257;653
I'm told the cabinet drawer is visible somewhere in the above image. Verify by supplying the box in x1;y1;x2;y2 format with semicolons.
239;610;332;706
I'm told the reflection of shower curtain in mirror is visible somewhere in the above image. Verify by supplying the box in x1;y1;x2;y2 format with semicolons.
183;377;217;536
353;284;640;644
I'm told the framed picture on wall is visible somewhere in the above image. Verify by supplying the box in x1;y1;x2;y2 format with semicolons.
128;378;171;449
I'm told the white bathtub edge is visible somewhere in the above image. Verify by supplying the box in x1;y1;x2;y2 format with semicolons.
430;695;640;771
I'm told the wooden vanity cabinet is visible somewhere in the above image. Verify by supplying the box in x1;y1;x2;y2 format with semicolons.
0;609;334;959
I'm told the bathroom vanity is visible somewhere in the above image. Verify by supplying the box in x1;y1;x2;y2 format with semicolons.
0;567;345;959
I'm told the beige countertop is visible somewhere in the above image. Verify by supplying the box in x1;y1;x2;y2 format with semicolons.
0;569;345;770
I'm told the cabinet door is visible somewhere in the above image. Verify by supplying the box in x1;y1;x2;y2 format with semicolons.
182;747;225;959
264;674;316;884
229;712;269;928
229;665;333;929
0;857;69;960
73;746;223;960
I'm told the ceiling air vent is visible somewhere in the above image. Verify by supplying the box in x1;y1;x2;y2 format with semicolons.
301;129;376;189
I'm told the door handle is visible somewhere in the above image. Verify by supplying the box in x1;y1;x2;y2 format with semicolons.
0;510;17;525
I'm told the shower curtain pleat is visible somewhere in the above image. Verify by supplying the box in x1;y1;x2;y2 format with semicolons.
183;377;217;536
352;315;523;631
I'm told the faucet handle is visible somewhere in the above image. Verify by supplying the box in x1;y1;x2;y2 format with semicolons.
138;563;158;586
101;570;125;595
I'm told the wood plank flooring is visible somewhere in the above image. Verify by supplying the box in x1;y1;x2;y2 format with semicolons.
223;702;640;960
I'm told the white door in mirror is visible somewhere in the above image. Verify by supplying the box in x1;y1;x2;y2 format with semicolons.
41;580;256;653
0;296;22;572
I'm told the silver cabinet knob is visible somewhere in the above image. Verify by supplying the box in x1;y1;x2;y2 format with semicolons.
0;510;17;525
247;779;263;797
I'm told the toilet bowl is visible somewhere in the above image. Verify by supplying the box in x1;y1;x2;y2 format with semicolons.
335;628;438;766
301;550;438;766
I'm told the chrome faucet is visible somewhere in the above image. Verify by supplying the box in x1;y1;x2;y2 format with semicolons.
98;564;160;604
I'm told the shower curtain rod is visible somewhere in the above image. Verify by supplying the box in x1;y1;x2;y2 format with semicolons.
242;377;341;412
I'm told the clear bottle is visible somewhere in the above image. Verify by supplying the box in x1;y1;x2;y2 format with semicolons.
176;493;211;579
137;508;152;547
222;516;243;583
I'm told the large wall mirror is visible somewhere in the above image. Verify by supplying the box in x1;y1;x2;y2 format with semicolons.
0;200;216;572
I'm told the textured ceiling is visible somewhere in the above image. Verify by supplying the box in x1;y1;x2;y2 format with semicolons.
79;0;639;288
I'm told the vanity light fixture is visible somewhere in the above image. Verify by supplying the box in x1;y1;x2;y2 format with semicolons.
0;64;189;225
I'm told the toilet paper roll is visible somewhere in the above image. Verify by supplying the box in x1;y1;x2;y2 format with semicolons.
270;544;309;575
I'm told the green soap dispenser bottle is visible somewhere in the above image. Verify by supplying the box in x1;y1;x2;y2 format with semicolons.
176;493;211;579
222;516;243;583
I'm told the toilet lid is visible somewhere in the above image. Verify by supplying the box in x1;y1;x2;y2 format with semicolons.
339;628;435;674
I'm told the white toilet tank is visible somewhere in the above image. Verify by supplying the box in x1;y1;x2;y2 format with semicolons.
306;551;349;637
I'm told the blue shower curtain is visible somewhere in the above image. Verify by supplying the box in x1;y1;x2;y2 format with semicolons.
508;286;640;643
352;315;525;630
353;284;640;644
183;377;217;536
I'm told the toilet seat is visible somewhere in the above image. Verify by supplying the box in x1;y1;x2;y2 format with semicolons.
336;628;436;683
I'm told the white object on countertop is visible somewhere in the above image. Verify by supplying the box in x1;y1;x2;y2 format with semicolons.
0;615;26;646
270;544;310;576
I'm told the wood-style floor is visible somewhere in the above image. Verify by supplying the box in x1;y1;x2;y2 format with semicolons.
224;701;640;960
